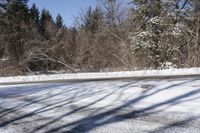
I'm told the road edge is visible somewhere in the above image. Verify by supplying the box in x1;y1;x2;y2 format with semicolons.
0;68;200;85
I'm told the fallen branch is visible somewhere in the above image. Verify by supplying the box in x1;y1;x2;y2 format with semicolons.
25;51;77;73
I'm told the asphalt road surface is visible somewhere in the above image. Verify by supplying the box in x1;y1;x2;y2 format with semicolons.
0;77;200;133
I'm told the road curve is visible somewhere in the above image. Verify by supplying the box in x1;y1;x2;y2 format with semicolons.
0;77;200;133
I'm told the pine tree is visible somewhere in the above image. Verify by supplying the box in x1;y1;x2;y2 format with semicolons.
81;6;104;33
130;0;169;67
39;9;53;35
0;0;7;26
91;7;104;32
81;6;92;31
0;0;29;60
56;14;63;29
130;0;189;68
7;0;29;23
30;3;40;28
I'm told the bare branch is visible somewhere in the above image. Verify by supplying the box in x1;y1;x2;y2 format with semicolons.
25;51;77;73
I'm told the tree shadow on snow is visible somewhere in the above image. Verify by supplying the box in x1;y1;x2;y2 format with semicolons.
0;78;199;133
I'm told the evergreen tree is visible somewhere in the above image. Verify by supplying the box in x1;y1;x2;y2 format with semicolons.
7;0;29;23
0;0;7;26
81;6;92;31
0;0;29;60
39;9;53;35
81;6;104;33
91;7;104;32
30;3;40;28
56;14;63;29
130;0;188;68
130;0;167;67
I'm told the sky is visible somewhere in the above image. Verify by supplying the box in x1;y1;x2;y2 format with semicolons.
28;0;97;27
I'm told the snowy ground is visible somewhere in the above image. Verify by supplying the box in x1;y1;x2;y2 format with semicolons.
0;77;200;133
0;68;200;84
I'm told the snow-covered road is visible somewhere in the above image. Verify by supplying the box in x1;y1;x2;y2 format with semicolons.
0;77;200;133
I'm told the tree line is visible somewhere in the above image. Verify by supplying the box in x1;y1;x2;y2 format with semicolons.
0;0;199;76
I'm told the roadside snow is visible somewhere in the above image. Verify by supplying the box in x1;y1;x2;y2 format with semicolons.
0;68;200;84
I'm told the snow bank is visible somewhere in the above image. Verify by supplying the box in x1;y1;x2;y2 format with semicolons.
0;68;200;84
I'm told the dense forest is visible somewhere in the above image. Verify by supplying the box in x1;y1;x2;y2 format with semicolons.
0;0;200;76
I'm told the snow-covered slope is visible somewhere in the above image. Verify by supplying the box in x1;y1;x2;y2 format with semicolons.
0;68;200;84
